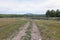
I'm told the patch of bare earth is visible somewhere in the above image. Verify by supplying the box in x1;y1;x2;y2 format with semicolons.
31;22;42;40
11;22;30;40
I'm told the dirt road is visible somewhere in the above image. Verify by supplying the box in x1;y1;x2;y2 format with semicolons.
12;22;30;40
8;21;42;40
31;22;42;40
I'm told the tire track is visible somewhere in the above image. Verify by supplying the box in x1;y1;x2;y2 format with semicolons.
12;22;30;40
31;22;42;40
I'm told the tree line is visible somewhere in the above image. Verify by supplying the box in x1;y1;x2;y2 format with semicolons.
0;9;60;18
0;14;44;18
0;14;24;18
46;9;60;17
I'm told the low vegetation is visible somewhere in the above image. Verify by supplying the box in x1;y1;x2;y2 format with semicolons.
36;20;60;40
22;22;32;40
0;18;26;40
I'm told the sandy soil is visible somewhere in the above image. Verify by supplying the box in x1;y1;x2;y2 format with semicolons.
11;22;30;40
31;22;42;40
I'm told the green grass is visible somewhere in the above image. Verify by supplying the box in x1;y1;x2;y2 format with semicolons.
0;19;26;40
36;20;60;40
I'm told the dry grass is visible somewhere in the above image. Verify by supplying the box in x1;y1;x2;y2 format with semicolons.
0;18;26;40
36;20;60;40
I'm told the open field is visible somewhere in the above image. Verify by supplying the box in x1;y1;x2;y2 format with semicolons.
36;20;60;40
0;18;60;40
0;18;26;40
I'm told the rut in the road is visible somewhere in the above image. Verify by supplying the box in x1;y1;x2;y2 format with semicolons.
31;22;42;40
12;22;30;40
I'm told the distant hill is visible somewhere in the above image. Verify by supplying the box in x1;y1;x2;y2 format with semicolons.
24;13;45;17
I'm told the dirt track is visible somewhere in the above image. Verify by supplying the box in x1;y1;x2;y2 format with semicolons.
31;22;42;40
12;22;30;40
11;21;42;40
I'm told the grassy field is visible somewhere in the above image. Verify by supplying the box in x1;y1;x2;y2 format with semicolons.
0;18;26;40
36;20;60;40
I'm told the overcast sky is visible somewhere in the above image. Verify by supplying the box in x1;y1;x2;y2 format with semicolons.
0;0;60;14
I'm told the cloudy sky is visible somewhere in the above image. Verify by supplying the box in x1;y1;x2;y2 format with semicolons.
0;0;60;14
